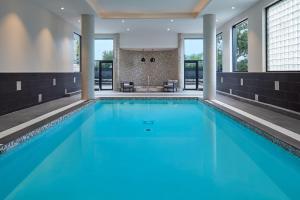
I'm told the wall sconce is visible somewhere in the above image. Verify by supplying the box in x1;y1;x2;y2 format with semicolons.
150;58;155;63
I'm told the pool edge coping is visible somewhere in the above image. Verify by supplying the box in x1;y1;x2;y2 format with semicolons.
0;100;92;154
201;99;300;157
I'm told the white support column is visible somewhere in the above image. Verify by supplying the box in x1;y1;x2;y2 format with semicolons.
81;14;95;100
178;33;185;91
113;33;120;91
203;14;217;100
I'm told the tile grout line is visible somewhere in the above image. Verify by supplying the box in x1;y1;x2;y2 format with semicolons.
210;99;300;142
0;100;85;140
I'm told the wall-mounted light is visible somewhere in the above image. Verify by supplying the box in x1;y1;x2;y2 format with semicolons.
141;57;146;62
150;58;156;63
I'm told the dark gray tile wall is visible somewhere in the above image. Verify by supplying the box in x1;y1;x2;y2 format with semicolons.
0;73;81;116
217;72;300;112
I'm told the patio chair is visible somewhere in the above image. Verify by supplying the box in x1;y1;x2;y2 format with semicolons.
120;81;135;92
163;80;178;92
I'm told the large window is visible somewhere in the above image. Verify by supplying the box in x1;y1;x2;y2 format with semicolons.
184;39;203;90
95;39;114;61
216;33;223;72
232;19;248;72
267;0;300;71
73;33;81;72
94;39;114;90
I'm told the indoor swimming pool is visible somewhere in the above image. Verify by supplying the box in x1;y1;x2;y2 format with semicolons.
0;99;299;200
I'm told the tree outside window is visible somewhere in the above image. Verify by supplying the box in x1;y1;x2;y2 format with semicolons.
73;33;81;72
216;33;223;72
232;20;248;72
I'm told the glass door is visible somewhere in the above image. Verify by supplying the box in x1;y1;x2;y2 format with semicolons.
184;60;199;90
99;60;113;90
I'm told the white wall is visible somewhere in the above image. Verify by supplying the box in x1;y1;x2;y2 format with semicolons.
0;0;78;72
218;0;275;72
120;32;178;49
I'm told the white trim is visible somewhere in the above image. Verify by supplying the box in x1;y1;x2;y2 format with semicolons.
210;100;300;142
94;34;115;39
182;33;204;39
0;101;85;140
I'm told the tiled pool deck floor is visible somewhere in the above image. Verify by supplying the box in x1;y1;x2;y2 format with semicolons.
0;95;82;132
0;91;299;152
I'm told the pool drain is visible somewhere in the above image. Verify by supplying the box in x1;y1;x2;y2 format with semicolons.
145;128;152;132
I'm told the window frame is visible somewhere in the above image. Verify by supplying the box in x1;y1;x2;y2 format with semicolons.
265;0;300;72
73;32;82;72
216;32;223;72
232;18;249;72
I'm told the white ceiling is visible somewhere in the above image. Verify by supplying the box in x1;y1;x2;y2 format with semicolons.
31;0;260;34
94;0;200;13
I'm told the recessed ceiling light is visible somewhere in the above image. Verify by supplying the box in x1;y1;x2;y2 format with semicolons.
60;7;65;11
216;19;219;22
126;28;130;32
232;6;236;10
78;19;81;23
121;19;125;23
170;19;174;23
167;28;171;31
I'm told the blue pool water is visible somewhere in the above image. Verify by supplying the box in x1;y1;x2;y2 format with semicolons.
0;100;299;200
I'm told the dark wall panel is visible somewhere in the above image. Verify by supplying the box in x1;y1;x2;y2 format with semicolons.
217;72;300;112
0;73;81;116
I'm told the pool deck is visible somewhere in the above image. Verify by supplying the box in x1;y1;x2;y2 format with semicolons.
0;91;299;154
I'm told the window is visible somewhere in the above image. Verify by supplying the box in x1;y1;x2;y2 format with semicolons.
266;0;300;71
95;39;114;61
184;39;203;61
216;33;223;72
94;39;114;90
184;39;203;90
73;33;81;72
232;19;248;72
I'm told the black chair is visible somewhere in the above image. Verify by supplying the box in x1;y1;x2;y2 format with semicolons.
163;80;178;92
120;81;135;92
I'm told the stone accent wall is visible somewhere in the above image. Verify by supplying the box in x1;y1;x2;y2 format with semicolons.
119;49;178;86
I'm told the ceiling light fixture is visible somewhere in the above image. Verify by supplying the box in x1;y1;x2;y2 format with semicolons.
60;7;65;11
167;28;171;31
170;19;174;23
121;19;125;23
232;6;236;10
126;28;130;32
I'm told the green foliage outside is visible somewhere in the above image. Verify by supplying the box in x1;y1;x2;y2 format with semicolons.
184;53;203;61
102;50;114;60
216;34;223;72
94;50;113;72
73;34;80;65
235;21;248;72
184;54;203;71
